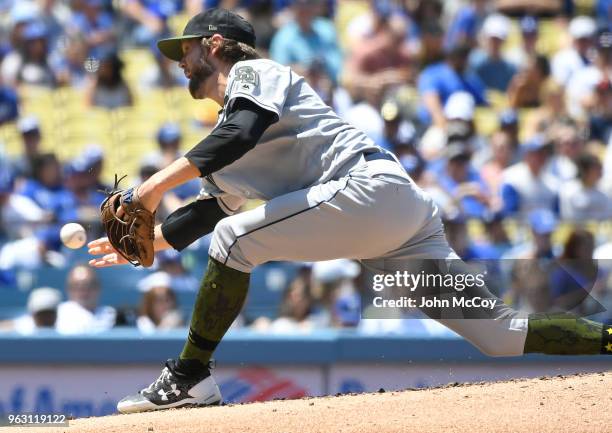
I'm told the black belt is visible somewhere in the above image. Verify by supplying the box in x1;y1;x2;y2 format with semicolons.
363;151;396;162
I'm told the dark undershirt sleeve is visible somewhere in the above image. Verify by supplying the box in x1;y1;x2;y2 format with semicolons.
185;97;278;177
161;199;228;251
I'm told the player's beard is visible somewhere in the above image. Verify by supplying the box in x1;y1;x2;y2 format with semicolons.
188;55;215;99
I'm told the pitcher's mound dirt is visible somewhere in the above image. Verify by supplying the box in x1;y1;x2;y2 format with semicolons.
25;372;612;433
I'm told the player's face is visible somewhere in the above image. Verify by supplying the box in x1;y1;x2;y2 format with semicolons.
180;38;215;99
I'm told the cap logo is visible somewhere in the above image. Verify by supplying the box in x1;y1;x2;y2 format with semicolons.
208;25;218;31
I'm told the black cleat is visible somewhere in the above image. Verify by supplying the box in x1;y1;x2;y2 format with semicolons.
117;359;222;414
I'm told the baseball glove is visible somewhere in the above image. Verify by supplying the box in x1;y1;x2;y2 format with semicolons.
100;175;156;267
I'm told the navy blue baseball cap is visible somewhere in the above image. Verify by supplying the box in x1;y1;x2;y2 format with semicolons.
157;8;256;62
157;122;181;144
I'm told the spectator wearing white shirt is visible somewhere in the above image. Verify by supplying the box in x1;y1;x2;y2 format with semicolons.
551;16;596;86
0;287;62;335
559;153;611;221
55;264;116;334
499;135;558;217
0;170;49;240
545;121;584;182
565;31;612;121
0;229;65;270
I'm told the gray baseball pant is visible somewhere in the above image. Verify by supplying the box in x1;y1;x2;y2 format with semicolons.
208;158;528;356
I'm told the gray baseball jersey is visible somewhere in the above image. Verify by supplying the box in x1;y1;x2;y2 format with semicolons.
198;58;380;206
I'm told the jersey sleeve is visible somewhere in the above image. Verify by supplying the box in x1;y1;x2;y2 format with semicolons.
225;60;291;119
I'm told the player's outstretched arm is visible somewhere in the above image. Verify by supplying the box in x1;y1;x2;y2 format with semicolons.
88;224;172;267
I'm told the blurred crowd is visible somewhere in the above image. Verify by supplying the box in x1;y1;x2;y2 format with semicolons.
1;0;612;334
0;257;368;335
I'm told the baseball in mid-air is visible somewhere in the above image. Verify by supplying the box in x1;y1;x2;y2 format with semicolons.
60;223;87;249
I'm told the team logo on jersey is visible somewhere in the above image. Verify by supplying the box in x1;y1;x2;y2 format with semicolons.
235;66;259;89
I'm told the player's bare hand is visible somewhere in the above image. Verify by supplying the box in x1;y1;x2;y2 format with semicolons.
88;237;129;267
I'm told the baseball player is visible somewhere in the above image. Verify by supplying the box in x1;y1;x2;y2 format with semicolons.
88;9;611;414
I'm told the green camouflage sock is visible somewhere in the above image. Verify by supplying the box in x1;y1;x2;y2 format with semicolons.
524;313;611;355
180;257;250;365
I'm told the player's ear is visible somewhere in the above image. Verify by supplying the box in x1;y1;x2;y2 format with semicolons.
208;34;224;55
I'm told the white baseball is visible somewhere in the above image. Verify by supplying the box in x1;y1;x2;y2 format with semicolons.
60;223;87;249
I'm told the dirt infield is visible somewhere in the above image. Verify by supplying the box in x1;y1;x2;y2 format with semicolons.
14;371;612;433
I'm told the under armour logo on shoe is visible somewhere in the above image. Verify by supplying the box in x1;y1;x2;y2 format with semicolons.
158;384;181;401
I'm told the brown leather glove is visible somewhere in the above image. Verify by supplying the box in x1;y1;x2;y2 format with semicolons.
100;175;156;267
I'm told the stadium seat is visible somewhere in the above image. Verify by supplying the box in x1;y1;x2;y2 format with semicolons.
474;108;499;136
0;123;20;155
538;19;567;55
486;91;509;111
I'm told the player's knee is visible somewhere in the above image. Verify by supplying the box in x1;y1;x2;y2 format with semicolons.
209;217;255;272
210;217;237;253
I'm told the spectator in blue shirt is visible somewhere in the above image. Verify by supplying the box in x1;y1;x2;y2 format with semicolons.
433;143;490;220
470;14;517;92
146;123;201;200
270;0;342;84
528;208;558;260
596;0;612;29
5;1;40;50
417;44;487;126
80;144;111;193
121;0;182;47
17;153;76;225
67;0;115;58
63;156;107;230
443;216;497;261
